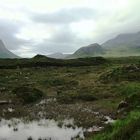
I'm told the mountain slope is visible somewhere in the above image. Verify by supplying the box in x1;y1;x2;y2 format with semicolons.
102;32;140;57
69;43;104;58
47;52;70;59
0;40;19;58
103;32;140;48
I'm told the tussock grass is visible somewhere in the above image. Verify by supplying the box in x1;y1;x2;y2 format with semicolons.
90;111;140;140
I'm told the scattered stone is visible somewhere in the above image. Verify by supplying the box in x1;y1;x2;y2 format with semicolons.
104;116;115;124
117;100;128;110
8;107;14;113
0;100;12;105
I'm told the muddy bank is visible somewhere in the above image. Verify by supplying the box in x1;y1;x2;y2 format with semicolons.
0;99;115;140
0;98;115;128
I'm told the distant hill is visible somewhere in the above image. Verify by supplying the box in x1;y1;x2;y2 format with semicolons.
0;40;19;58
102;32;140;56
47;52;70;59
68;43;104;58
30;31;140;59
33;54;48;59
32;54;56;61
103;31;140;48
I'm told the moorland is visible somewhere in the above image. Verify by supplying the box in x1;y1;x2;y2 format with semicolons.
0;56;140;140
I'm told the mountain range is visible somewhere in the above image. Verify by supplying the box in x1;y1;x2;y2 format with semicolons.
68;31;140;58
48;31;140;59
101;31;140;57
0;31;140;59
103;31;140;48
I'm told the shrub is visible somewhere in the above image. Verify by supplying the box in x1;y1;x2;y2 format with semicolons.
45;78;66;86
119;83;140;96
57;94;74;104
76;92;97;101
13;86;44;103
126;93;140;108
57;90;97;104
43;78;79;87
77;87;97;101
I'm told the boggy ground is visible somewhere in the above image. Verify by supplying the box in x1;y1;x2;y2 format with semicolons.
0;56;140;139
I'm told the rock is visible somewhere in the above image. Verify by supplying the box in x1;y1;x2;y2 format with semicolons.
117;100;128;110
13;128;18;131
0;100;12;105
27;137;33;140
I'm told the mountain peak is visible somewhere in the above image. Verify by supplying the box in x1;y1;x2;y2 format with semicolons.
88;43;100;47
0;40;19;58
0;40;6;49
33;54;47;59
69;43;104;58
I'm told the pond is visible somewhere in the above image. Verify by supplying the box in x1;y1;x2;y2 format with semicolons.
0;110;115;140
0;119;85;140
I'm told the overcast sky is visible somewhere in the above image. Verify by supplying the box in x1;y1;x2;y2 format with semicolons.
0;0;140;57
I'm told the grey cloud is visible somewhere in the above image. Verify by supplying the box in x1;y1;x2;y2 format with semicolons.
1;0;140;57
32;30;77;54
49;26;77;43
33;41;76;54
32;7;97;24
32;25;92;54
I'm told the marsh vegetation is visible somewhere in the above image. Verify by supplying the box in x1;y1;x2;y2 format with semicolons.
0;56;139;140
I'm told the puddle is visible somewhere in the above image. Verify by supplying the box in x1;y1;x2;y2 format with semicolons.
0;115;114;140
0;119;84;140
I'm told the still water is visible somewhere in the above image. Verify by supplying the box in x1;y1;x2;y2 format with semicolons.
0;119;84;140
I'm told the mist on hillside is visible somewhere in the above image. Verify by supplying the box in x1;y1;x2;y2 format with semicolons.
0;1;140;140
0;0;140;58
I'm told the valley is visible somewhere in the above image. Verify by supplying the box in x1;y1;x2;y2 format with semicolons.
0;56;139;140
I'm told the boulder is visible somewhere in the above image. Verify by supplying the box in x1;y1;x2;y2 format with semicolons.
117;100;128;110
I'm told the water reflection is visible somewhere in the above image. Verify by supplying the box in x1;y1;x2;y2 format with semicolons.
0;119;84;140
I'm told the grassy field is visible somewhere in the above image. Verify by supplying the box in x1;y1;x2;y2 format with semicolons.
0;56;140;139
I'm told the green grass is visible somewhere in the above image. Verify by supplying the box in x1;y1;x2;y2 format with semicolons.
118;83;140;96
89;110;140;140
116;83;140;109
88;81;140;140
